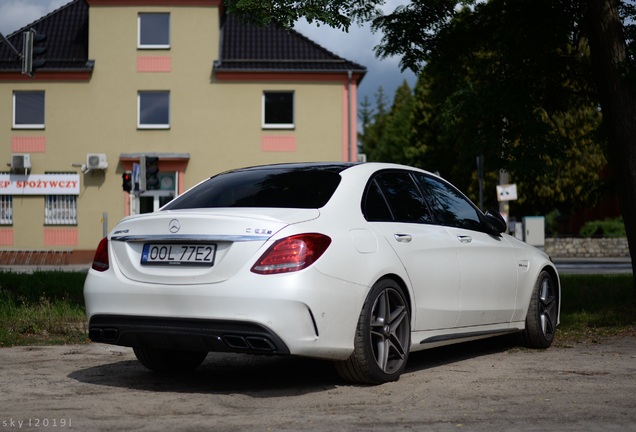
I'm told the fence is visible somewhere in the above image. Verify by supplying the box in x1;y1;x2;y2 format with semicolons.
544;237;629;258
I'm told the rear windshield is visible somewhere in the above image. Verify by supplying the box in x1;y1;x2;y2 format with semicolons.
162;164;347;210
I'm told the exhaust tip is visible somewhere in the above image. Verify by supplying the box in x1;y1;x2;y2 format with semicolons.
223;335;276;352
88;327;119;342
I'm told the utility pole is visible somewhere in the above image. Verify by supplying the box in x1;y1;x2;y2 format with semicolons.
499;169;509;216
476;155;484;210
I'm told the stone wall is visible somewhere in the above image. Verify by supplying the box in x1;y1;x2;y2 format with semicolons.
544;237;629;258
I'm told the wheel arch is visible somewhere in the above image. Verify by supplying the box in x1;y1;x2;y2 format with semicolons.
542;264;560;289
335;272;413;384
372;273;413;318
542;263;562;324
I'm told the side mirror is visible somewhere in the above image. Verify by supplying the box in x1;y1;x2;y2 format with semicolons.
484;210;507;234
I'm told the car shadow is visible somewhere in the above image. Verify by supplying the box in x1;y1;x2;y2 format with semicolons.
68;335;517;396
68;352;342;396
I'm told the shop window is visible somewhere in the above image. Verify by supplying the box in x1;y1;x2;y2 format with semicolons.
45;195;77;225
0;195;12;225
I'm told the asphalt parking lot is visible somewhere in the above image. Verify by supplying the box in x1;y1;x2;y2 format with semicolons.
1;335;635;431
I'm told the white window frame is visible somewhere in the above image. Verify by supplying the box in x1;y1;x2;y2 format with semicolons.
0;195;12;225
13;91;45;129
138;12;170;49
262;91;295;129
137;91;170;129
45;195;77;225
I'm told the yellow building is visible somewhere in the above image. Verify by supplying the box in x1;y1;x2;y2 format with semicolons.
0;0;365;264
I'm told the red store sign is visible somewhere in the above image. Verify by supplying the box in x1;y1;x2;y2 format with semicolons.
0;174;80;195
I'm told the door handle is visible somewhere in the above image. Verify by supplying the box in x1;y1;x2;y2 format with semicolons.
394;234;412;243
457;235;472;244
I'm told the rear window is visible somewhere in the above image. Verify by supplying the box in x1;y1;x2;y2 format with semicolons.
162;165;347;210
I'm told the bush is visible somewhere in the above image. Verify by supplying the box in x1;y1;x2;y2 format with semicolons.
579;217;626;238
545;209;561;237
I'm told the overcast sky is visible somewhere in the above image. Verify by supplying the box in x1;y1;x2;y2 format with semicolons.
0;0;417;108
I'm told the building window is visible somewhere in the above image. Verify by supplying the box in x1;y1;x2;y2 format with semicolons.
45;195;77;225
138;91;170;129
138;13;170;49
263;91;294;129
0;196;12;225
13;91;45;129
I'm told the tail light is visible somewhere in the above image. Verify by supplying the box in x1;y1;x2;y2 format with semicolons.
251;233;331;275
91;237;109;272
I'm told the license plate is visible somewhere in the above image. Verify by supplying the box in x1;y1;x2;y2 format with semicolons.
141;243;217;266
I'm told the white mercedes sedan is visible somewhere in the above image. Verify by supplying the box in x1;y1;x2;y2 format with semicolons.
84;162;560;384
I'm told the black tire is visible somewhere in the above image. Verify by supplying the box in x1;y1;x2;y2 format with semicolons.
133;347;207;373
519;270;559;348
335;279;410;384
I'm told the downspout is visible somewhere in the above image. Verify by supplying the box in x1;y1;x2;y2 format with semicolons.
347;70;353;162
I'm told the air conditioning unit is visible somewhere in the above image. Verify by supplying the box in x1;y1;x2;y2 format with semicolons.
86;153;108;170
11;154;31;170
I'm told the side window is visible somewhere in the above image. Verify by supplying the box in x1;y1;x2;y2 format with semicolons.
138;91;170;129
262;91;294;129
362;180;393;221
370;171;433;224
13;91;45;129
414;174;482;230
138;13;170;49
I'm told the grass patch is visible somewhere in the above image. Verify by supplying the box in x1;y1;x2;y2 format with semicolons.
558;274;636;343
0;271;88;347
0;271;634;347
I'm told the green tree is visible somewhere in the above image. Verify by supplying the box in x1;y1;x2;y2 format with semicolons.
412;2;608;214
362;81;421;165
226;0;636;283
358;86;389;162
357;95;373;156
514;105;607;215
410;70;501;209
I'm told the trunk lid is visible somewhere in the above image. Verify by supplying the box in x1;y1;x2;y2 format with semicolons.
109;208;319;285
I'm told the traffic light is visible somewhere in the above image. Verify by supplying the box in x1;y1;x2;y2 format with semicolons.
22;28;46;76
144;156;160;190
122;171;133;192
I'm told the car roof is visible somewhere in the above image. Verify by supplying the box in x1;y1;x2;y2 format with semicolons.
215;162;358;176
214;162;438;178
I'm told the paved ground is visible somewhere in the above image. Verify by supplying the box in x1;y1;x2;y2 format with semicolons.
1;335;635;431
552;257;633;275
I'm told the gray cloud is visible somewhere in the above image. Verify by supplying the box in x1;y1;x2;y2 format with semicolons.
0;0;68;35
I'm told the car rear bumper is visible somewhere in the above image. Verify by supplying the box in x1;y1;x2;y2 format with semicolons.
84;267;367;360
88;314;290;354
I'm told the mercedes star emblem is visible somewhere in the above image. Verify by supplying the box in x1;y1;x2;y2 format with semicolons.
169;219;181;233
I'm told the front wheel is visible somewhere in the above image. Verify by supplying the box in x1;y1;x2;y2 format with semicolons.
519;270;559;348
335;279;411;384
133;347;207;373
